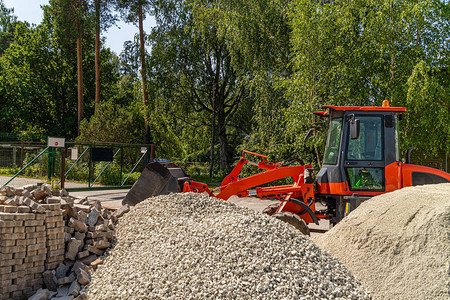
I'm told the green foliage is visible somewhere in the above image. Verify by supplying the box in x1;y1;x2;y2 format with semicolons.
0;21;76;136
115;0;153;24
0;0;17;54
0;167;19;176
287;0;450;163
0;0;448;178
0;5;123;139
200;0;293;163
148;0;252;170
93;161;126;185
405;61;449;156
78;100;144;143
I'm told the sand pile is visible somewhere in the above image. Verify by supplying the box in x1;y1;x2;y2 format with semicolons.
314;183;450;300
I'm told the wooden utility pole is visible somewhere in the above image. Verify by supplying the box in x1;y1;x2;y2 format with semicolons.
94;0;101;110
138;3;150;144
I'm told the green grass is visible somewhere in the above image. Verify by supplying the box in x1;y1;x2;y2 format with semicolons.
0;167;20;176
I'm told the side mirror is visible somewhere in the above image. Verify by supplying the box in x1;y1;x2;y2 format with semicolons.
350;119;360;140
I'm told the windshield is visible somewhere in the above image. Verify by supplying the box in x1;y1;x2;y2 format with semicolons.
323;118;343;165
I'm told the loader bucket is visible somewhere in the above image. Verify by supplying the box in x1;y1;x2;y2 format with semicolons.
122;162;189;206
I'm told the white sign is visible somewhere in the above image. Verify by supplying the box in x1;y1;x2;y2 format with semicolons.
70;147;78;160
47;137;65;148
141;147;148;154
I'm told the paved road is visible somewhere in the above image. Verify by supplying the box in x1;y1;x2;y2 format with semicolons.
0;175;100;189
70;190;128;210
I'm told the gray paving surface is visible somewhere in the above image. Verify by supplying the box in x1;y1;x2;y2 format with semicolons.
0;175;99;189
70;190;128;210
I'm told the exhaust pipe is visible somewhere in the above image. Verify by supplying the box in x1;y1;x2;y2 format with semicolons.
406;146;414;164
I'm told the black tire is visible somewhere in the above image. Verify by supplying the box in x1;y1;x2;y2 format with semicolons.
262;203;280;216
273;212;310;236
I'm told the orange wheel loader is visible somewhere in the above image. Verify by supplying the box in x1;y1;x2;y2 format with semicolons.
123;101;450;234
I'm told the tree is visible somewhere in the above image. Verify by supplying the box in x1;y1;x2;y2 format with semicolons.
0;20;78;136
0;5;122;139
196;0;295;162
78;100;144;143
116;0;153;145
50;0;89;135
405;62;449;157
0;0;17;54
90;0;117;110
287;0;450;163
149;0;250;175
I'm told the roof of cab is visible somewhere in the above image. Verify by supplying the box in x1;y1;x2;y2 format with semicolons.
314;105;407;116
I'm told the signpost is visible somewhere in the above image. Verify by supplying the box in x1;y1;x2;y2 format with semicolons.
47;137;65;148
47;137;66;182
70;148;78;160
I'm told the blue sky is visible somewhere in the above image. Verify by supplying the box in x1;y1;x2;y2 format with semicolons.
3;0;156;54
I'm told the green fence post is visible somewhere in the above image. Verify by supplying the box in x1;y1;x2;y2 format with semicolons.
51;147;56;179
61;147;66;189
47;147;53;181
120;147;123;185
88;146;92;188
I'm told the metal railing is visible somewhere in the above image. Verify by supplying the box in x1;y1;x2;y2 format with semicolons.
0;140;154;190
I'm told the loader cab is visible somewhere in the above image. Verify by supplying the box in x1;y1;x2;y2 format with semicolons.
315;103;407;222
317;104;405;194
316;103;450;223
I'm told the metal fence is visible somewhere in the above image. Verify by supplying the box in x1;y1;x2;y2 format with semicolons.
0;141;154;190
0;142;42;169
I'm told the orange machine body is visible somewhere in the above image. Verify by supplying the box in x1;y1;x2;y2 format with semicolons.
184;103;450;225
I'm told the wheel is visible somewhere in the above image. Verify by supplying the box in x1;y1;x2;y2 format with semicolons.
273;211;310;235
262;203;280;216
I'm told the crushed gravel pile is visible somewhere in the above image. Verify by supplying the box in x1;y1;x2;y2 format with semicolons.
87;193;370;299
314;183;450;300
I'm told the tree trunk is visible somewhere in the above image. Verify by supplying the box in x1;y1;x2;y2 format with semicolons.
217;99;228;170
209;88;216;178
389;0;395;102
94;0;101;110
76;0;83;136
77;38;83;135
138;3;150;144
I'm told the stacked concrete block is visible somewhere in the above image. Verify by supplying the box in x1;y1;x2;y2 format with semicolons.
42;202;65;270
0;185;66;300
0;211;47;300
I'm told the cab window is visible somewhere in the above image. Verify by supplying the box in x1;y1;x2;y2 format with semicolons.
323;118;343;165
346;167;384;191
346;115;383;161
